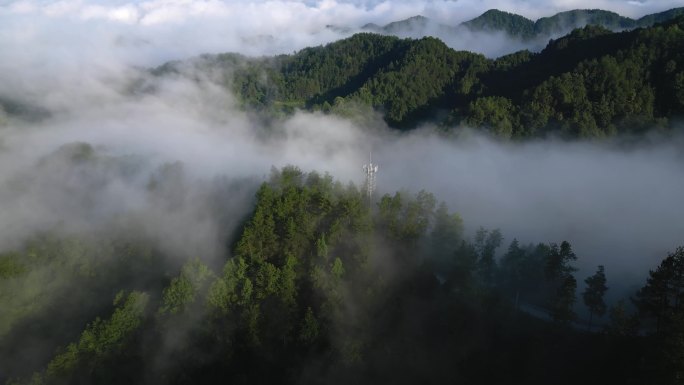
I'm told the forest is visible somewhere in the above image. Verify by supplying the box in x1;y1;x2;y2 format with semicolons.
152;14;684;136
359;7;684;42
0;161;683;384
461;8;684;38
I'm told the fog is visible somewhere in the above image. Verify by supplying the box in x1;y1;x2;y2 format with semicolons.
1;69;683;299
373;130;684;294
2;0;684;294
2;0;684;72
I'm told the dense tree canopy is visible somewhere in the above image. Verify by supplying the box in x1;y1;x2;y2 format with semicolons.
2;164;680;384
154;15;684;138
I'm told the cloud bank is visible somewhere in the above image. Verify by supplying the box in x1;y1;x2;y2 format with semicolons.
1;62;683;297
2;0;684;71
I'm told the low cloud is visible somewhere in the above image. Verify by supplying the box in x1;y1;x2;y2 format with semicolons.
372;129;684;295
1;64;683;296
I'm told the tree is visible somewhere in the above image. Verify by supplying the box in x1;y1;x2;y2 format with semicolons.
545;241;578;323
634;246;684;334
474;228;502;286
159;258;213;315
466;96;518;138
633;247;684;382
548;275;577;323
429;202;463;271
545;241;577;279
498;238;525;307
44;291;149;383
583;265;608;330
299;307;320;345
449;240;479;292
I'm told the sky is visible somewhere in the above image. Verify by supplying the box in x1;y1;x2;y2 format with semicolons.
1;0;684;66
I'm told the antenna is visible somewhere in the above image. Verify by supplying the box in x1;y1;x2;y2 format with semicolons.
362;152;378;208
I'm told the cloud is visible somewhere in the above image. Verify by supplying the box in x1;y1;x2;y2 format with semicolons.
1;0;683;71
1;60;683;298
371;129;684;293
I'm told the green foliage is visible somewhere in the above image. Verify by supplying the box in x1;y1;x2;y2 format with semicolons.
351;38;487;127
636;7;684;27
377;190;436;245
0;230;172;383
331;257;345;280
464;7;683;39
0;253;26;279
159;258;213;315
180;17;684;136
534;10;635;36
463;9;535;38
8;164;684;384
299;307;320;344
0;236;152;340
466;96;518;138
202;167;374;356
44;291;149;382
428;202;463;270
207;256;253;313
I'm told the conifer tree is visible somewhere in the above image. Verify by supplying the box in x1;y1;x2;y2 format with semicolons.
583;265;608;329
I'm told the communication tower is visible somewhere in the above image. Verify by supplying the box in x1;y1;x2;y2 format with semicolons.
363;152;378;207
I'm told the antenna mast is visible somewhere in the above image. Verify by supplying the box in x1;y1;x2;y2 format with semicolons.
363;152;378;208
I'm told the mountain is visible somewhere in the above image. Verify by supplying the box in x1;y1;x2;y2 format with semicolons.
636;7;684;26
380;15;432;33
6;163;674;384
461;9;535;38
0;97;50;122
462;7;684;38
361;15;457;36
348;7;684;58
533;9;635;35
157;15;684;138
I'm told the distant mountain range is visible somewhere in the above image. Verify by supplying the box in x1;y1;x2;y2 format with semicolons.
154;15;684;138
463;8;684;38
357;7;684;40
5;8;684;140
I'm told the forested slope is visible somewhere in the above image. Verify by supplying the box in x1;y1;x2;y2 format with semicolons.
157;16;684;138
2;164;684;384
363;7;684;40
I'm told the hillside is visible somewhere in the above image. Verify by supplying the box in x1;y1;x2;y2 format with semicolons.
3;164;678;384
358;7;684;42
636;7;684;26
462;7;684;38
157;16;684;138
533;9;635;35
461;9;535;38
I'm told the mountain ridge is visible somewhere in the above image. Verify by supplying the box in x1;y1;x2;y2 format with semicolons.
154;15;684;138
360;6;684;40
